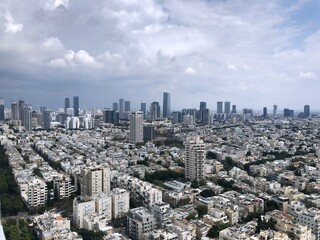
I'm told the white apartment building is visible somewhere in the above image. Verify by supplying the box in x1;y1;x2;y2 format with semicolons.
80;165;110;197
95;193;112;221
130;111;144;143
185;136;206;181
126;207;156;240
73;196;95;229
112;188;130;219
54;174;72;199
294;208;320;240
20;177;47;208
112;174;162;209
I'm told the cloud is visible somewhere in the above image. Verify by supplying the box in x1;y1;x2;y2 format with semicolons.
185;67;196;75
299;71;317;79
2;12;23;33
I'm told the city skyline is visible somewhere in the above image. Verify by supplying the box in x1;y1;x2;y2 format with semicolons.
0;1;320;109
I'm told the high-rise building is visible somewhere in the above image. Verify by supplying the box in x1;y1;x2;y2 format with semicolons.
224;101;231;115
43;109;51;130
284;108;294;118
273;105;278;117
163;92;171;118
140;103;146;118
201;108;210;125
0;98;4;121
73;96;79;116
80;165;111;197
143;125;155;141
185;136;206;181
113;102;119;111
11;101;19;120
40;106;46;113
217;101;223;114
130;111;144;143
231;105;237;114
304;105;310;118
200;102;207;110
172;111;182;124
263;107;268;118
125;101;131;112
112;188;130;219
18;99;25;125
150;102;160;120
65;98;70;113
119;99;125;119
24;105;32;131
66;108;74;117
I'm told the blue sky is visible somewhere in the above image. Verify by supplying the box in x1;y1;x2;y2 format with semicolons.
0;0;320;111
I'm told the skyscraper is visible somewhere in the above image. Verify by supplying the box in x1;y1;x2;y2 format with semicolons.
0;98;4;121
263;107;268;118
119;99;125;119
18;99;25;125
185;136;206;181
150;102;160;120
201;108;210;125
65;98;70;113
224;101;231;115
73;96;79;116
199;102;207;110
163;92;171;118
24;105;32;131
273;105;278;117
130;111;144;143
304;105;310;118
113;102;119;111
217;101;223;114
43;109;51;130
231;105;237;114
125;101;131;112
140;103;147;118
11;101;19;120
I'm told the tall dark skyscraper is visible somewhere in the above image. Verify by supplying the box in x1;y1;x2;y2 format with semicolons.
65;98;70;113
0;98;4;121
119;99;125;119
150;101;160;120
217;101;223;114
304;105;310;118
231;105;237;114
202;108;210;125
140;103;146;118
199;102;207;110
24;105;32;131
125;101;131;112
224;101;231;115
163;92;171;118
73;96;79;116
263;107;268;118
43;109;51;130
11;102;19;120
18;99;25;125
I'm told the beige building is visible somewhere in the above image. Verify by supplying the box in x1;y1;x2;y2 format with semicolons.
80;165;110;196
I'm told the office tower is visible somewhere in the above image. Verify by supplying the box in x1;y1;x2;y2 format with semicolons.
284;108;294;118
185;136;206;181
0;98;4;121
217;101;223;114
263;107;268;118
130;111;144;143
73;96;79;116
103;109;113;123
304;105;310;118
150;102;160;120
126;207;156;240
143;125;155;141
140;103;146;118
163;92;171;118
125;101;131;112
65;98;70;113
200;102;207;110
24;105;32;131
273;105;278;117
43;109;51;130
202;108;210;125
119;99;125;119
80;165;111;197
39;106;46;113
231;105;237;114
172;111;182;124
11;101;19;120
224;101;231;115
18;99;25;125
113;102;119;111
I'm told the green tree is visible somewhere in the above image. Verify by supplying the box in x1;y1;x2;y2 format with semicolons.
200;189;215;198
195;205;208;218
207;223;230;238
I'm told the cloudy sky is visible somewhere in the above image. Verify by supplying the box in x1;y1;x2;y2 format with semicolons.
0;0;320;111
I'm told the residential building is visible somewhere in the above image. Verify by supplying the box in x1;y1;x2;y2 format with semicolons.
130;111;144;143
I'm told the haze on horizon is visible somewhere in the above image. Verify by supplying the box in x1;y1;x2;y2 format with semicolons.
0;0;320;111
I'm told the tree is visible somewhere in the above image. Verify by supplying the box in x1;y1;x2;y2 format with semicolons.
186;212;197;220
207;223;230;238
195;205;208;218
200;189;215;198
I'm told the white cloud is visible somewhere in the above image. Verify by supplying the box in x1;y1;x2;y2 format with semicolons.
42;37;64;50
185;67;196;75
2;12;23;33
299;71;317;79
